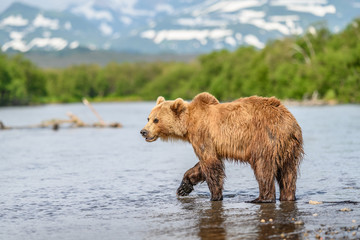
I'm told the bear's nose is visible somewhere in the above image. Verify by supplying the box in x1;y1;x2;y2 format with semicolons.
140;129;148;137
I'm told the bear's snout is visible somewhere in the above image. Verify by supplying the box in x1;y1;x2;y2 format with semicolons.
140;129;158;142
140;129;148;137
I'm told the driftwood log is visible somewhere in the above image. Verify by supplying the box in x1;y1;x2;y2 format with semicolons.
0;99;122;130
0;112;122;130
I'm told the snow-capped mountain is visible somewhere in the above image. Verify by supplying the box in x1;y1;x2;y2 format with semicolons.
1;0;359;54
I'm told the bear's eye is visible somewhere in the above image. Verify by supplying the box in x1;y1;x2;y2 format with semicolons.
153;118;159;124
147;118;149;122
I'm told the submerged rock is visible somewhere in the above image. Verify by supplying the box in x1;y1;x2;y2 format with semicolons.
340;208;352;212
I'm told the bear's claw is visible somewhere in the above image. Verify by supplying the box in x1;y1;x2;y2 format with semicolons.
176;180;194;196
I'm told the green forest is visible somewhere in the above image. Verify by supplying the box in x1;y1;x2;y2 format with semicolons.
1;19;360;106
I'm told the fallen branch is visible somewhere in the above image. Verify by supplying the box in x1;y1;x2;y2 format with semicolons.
82;98;106;126
0;100;122;130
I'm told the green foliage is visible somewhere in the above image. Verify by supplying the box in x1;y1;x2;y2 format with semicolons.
1;18;360;106
140;62;195;100
0;53;47;105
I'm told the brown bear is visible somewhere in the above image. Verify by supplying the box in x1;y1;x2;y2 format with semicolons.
140;92;303;202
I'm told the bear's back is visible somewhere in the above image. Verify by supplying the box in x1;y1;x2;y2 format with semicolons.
208;96;301;163
233;96;281;107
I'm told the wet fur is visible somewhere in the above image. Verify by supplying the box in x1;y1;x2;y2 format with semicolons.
142;92;304;202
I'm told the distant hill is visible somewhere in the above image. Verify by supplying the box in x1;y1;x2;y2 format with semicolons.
1;0;360;55
15;50;197;68
1;17;360;106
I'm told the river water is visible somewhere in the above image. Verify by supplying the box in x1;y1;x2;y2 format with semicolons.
0;102;359;240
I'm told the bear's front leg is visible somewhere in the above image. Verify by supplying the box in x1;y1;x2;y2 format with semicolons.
200;159;225;201
177;162;205;196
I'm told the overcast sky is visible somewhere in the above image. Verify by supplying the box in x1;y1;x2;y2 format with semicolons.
0;0;87;13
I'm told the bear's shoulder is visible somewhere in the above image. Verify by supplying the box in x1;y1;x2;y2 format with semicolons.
192;92;219;106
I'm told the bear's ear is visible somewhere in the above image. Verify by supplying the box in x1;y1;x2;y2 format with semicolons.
193;92;219;105
170;98;186;115
156;96;165;105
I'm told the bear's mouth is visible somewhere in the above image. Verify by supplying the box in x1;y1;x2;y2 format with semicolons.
145;136;158;142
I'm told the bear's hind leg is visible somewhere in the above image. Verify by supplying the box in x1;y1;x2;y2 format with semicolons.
177;162;205;196
249;160;276;203
276;166;297;201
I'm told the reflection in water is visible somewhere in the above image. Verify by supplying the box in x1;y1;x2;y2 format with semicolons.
198;201;226;240
178;198;226;240
178;198;305;240
256;202;303;240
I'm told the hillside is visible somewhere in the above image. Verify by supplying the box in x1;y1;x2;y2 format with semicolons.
1;18;360;106
1;0;360;54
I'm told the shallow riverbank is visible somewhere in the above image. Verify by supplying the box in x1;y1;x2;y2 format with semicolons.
0;102;359;239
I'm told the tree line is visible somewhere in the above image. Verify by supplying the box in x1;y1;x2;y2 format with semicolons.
1;19;360;106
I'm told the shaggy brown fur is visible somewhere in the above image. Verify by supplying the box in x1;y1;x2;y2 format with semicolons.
140;92;304;202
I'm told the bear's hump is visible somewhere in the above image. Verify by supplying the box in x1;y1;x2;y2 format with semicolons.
192;92;219;106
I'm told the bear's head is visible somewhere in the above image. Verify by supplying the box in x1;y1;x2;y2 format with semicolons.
140;96;188;142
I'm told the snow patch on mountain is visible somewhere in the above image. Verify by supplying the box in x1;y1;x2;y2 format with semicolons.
142;29;234;45
237;9;301;35
2;36;67;52
106;0;151;16
177;18;227;27
155;4;174;14
238;10;266;23
69;41;79;49
33;14;59;30
287;4;336;17
71;1;113;21
244;17;303;35
10;31;25;39
99;22;113;35
87;43;97;50
30;38;67;50
195;0;266;15
225;36;237;46
120;16;132;25
141;30;156;39
244;34;264;48
0;15;29;27
271;0;336;17
269;15;300;22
